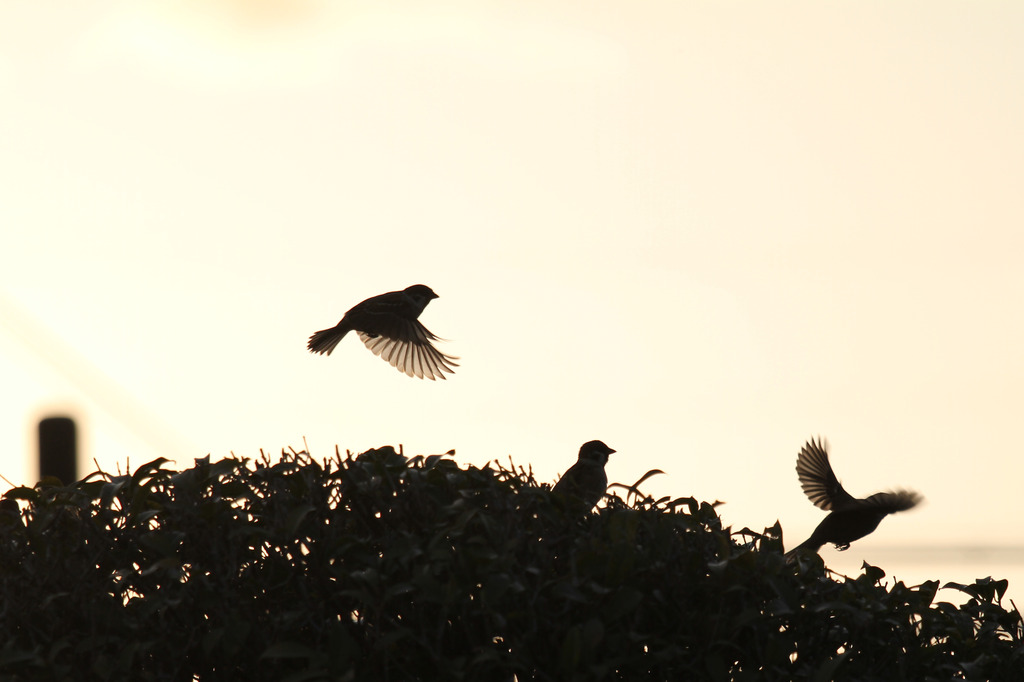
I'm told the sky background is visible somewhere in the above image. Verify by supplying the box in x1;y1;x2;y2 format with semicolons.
2;1;1023;601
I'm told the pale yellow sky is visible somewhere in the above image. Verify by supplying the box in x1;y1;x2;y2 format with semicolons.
2;1;1023;594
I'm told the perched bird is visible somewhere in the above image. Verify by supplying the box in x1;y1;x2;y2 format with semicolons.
307;284;458;380
552;440;616;510
786;437;921;559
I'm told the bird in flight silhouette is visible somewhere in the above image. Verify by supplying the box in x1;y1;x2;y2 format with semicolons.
786;437;921;559
552;440;616;511
307;284;458;380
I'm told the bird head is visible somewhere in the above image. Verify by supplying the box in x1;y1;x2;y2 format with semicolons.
404;284;439;302
579;440;615;464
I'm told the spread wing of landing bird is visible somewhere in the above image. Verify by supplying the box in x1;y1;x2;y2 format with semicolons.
552;440;616;511
786;437;921;559
307;284;458;380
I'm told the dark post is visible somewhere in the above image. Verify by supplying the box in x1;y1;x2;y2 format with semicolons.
38;416;77;484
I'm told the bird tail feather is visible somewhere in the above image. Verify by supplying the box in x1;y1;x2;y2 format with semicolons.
308;326;349;355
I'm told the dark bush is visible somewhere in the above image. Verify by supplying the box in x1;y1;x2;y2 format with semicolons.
0;447;1020;681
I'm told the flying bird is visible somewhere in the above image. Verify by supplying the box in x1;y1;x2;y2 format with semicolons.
786;437;921;559
307;284;458;380
552;440;616;511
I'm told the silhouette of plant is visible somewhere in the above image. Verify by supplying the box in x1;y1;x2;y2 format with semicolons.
0;447;1020;680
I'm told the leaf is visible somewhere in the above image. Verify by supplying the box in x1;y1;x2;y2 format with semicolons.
631;468;666;489
3;486;37;503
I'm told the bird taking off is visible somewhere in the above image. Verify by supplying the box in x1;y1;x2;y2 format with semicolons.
552;440;616;511
307;284;458;380
786;437;921;559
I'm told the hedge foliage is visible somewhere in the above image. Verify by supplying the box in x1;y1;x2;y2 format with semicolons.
0;447;1021;681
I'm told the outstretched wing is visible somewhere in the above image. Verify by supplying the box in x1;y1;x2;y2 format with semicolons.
357;322;458;380
796;437;856;511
